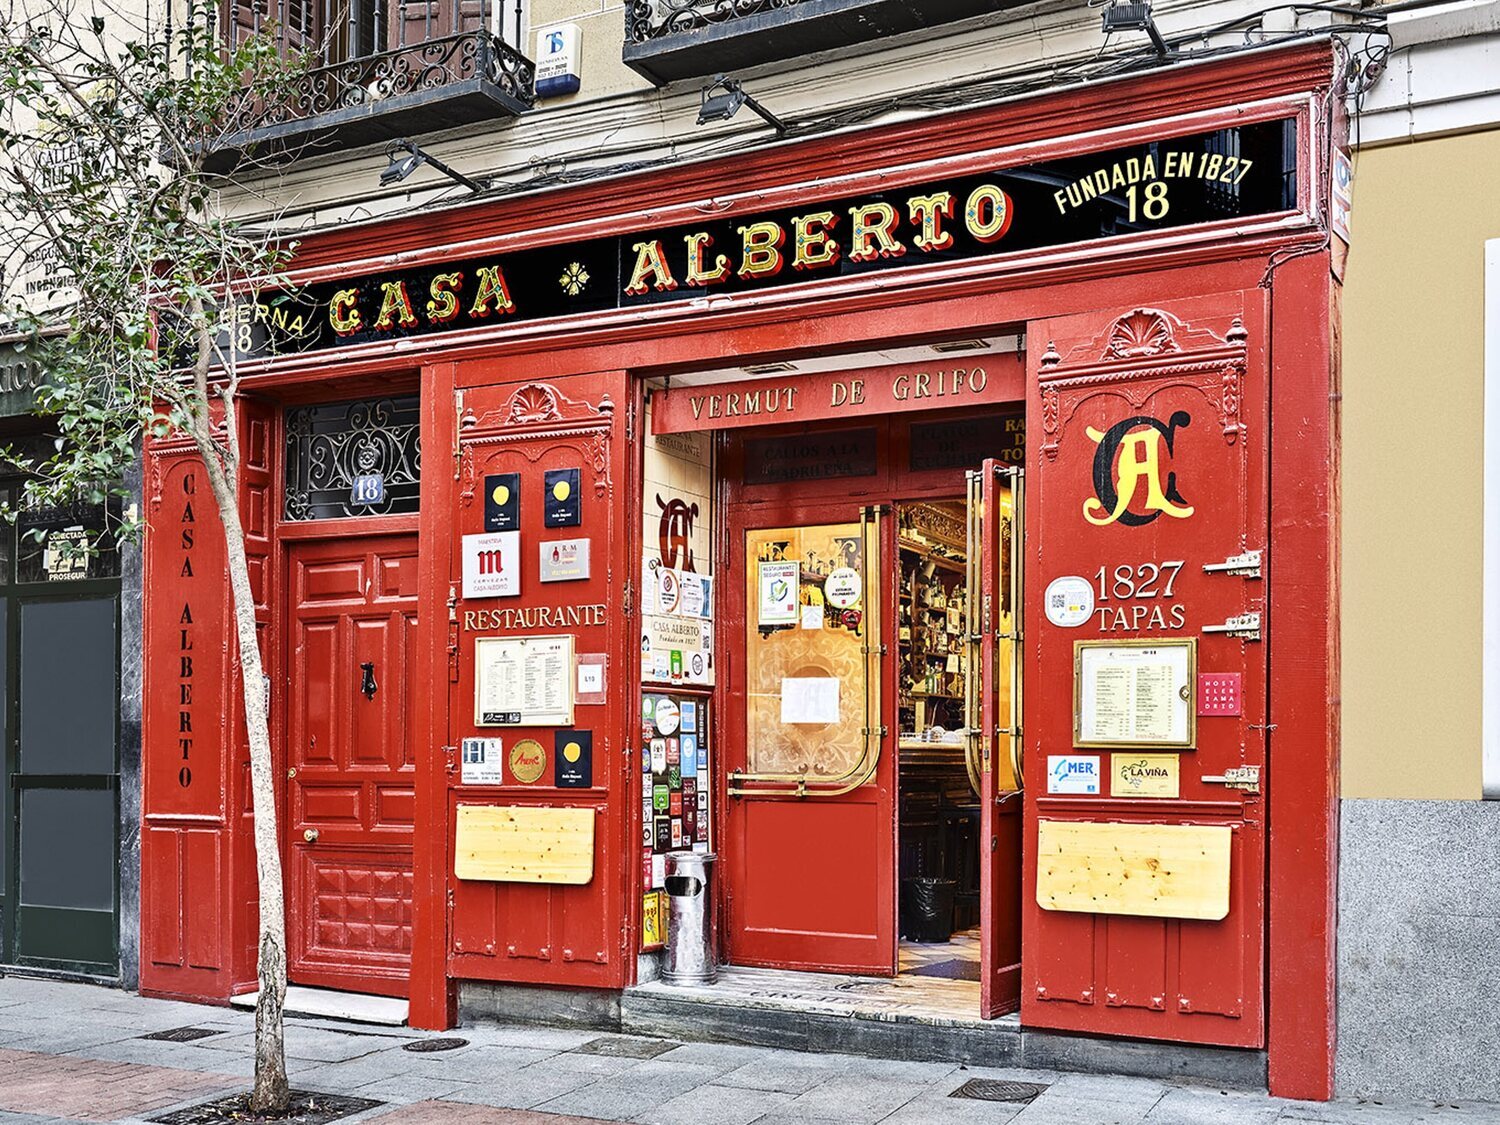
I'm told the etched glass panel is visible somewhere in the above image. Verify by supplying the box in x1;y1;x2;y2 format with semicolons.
743;522;879;780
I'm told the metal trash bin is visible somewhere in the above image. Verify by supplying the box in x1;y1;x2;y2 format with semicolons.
662;851;717;985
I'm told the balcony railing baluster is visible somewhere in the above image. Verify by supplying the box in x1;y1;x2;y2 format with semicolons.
209;0;533;167
624;0;1011;84
626;0;816;44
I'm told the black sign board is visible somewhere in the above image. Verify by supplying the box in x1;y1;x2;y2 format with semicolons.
484;472;520;531
543;468;582;527
217;120;1299;362
909;411;1025;473
555;729;593;788
743;428;879;485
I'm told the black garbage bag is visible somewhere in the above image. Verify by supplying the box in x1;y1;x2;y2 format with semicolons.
900;877;957;943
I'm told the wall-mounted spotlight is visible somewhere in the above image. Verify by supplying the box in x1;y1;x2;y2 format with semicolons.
1100;1;1173;57
696;76;787;136
378;139;487;193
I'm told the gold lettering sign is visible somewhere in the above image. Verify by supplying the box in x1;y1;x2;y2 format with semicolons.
462;603;608;632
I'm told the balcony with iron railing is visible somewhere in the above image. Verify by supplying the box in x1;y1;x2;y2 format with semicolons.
205;0;534;173
623;0;1013;85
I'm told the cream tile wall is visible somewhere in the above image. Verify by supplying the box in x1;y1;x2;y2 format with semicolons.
641;397;714;685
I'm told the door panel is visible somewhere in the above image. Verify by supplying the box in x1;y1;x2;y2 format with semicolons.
971;461;1023;1018
287;535;418;996
13;595;119;970
723;506;893;975
1022;292;1268;1048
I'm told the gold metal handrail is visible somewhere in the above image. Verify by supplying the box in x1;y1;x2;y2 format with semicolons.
963;468;983;798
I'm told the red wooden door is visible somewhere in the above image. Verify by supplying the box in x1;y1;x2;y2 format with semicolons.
1022;292;1268;1047
722;500;894;975
286;534;419;997
970;460;1023;1018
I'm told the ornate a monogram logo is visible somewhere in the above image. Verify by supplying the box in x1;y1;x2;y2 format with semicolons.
656;494;698;572
1084;412;1194;527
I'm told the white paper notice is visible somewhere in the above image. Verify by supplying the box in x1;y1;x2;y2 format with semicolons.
800;603;824;630
780;677;840;724
577;660;604;697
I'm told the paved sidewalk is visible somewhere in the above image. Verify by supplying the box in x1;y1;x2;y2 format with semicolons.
0;978;1494;1124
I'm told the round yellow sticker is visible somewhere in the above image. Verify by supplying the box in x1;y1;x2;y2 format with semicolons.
563;741;582;763
552;479;571;502
491;483;510;506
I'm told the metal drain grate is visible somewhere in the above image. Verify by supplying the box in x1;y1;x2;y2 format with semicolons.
572;1036;680;1059
402;1037;470;1053
138;1027;222;1043
149;1090;382;1125
949;1078;1049;1103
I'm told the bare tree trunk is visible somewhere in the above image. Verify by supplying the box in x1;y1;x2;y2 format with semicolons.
198;434;290;1114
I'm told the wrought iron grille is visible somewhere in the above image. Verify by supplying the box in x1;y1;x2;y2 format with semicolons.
284;397;421;521
219;0;534;131
626;0;807;42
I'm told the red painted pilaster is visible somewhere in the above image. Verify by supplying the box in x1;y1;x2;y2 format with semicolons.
1266;248;1339;1100
410;361;460;1029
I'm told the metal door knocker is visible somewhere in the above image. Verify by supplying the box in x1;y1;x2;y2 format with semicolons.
360;662;378;700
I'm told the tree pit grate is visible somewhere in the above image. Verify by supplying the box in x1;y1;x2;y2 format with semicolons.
401;1037;470;1053
149;1090;383;1125
139;1027;224;1043
949;1078;1049;1103
571;1036;680;1059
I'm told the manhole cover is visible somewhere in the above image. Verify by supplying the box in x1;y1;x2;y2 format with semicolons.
949;1079;1049;1103
572;1036;680;1059
402;1037;470;1053
139;1027;223;1043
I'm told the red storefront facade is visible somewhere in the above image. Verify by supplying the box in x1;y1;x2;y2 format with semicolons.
138;41;1341;1100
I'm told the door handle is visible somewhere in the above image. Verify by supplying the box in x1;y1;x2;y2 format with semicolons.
304;828;319;843
360;661;377;700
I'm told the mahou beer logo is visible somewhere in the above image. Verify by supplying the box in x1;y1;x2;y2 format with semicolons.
1084;411;1194;527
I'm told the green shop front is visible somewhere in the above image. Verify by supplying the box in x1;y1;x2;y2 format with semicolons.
0;335;137;982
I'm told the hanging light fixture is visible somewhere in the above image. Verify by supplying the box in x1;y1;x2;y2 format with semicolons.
1100;1;1173;57
696;76;788;136
378;139;488;193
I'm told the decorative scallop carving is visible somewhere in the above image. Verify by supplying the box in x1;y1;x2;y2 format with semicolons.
1104;309;1181;359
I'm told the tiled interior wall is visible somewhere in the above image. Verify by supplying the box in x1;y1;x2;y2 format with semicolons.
640;398;714;685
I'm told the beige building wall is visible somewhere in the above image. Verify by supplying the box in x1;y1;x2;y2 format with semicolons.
1340;126;1500;799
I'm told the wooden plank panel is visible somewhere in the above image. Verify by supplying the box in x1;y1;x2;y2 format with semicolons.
454;805;596;885
1036;820;1231;921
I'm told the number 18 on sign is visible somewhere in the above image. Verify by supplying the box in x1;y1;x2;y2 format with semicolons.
351;472;385;506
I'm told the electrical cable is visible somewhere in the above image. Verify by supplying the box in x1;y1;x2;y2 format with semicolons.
249;2;1417;229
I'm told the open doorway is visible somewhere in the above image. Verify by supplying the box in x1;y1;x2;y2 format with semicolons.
896;501;982;990
711;403;1025;1019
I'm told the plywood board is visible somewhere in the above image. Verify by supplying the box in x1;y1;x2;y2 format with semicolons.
454;805;595;885
1036;820;1231;920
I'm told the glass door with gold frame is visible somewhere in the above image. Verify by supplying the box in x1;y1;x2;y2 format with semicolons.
721;504;894;975
967;461;1024;1018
